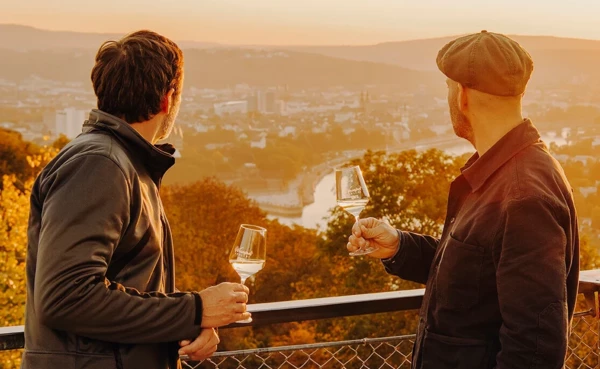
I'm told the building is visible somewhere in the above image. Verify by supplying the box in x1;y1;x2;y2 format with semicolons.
276;100;286;115
360;91;372;115
214;101;248;116
56;108;86;139
265;91;276;113
285;101;309;115
335;112;356;123
579;187;598;198
249;131;268;149
278;126;296;137
247;94;259;112
247;90;267;113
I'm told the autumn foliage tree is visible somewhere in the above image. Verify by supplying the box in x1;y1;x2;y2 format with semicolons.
0;129;40;189
289;149;468;345
161;177;322;351
0;175;30;368
1;131;600;369
0;147;57;369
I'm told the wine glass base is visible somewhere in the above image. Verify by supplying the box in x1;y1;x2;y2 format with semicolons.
349;246;377;256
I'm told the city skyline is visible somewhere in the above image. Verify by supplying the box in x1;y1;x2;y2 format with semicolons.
2;0;600;45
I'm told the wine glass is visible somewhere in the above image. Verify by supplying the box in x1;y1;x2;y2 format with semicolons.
228;224;267;323
335;166;377;256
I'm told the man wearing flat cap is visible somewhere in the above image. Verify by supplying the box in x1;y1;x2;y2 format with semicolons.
348;31;579;369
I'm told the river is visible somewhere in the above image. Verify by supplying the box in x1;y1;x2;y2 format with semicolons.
269;131;569;229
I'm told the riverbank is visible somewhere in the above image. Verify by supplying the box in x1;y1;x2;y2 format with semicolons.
254;129;568;224
250;141;451;218
251;165;335;217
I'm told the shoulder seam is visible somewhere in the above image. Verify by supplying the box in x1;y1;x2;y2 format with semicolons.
506;194;567;222
41;153;131;193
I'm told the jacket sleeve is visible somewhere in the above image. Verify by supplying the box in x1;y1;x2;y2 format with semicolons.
382;230;440;285
495;196;569;369
34;154;202;344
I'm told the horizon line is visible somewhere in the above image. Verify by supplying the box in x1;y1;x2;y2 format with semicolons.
3;22;600;47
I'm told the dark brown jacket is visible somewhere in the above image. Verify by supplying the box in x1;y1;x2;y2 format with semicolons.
383;120;579;369
22;110;202;369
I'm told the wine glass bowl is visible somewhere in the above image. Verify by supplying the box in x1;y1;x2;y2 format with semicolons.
229;224;266;323
335;166;377;256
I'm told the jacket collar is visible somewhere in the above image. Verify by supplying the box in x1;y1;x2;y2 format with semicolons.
82;109;176;180
461;119;542;192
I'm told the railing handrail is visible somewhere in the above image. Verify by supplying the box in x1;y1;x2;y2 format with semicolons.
0;288;426;350
1;269;599;352
240;288;425;326
0;325;24;351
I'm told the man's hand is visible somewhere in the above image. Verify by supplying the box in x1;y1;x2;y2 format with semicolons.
347;217;399;259
199;282;250;327
178;328;219;361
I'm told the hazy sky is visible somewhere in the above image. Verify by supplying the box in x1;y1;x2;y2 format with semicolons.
3;0;600;45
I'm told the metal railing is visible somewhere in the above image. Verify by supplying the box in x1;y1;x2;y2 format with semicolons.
1;271;599;369
183;335;416;369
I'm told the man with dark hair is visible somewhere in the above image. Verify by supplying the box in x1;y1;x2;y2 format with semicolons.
348;31;579;369
22;30;249;369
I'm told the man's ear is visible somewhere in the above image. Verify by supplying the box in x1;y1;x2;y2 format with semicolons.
457;83;469;112
160;88;175;114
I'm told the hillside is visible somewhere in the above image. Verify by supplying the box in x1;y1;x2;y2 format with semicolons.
0;24;219;50
282;35;600;86
2;25;599;88
283;35;600;70
0;47;436;89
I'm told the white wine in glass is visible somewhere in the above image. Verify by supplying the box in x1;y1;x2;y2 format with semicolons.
228;224;267;323
335;165;377;256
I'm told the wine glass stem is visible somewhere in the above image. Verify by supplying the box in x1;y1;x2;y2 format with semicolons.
241;277;247;285
355;216;363;250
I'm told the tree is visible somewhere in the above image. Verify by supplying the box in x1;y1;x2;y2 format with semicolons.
0;129;40;188
292;149;467;343
160;177;322;351
0;146;57;368
1;131;600;367
51;135;70;151
0;176;30;368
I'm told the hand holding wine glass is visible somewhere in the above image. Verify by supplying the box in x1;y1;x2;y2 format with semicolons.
335;165;377;256
228;224;267;323
347;217;399;259
198;282;250;328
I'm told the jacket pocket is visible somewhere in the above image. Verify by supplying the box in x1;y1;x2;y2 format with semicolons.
77;336;122;369
420;330;493;369
22;351;117;369
435;235;484;310
76;336;115;355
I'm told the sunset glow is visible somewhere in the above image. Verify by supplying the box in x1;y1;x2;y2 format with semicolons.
2;0;600;45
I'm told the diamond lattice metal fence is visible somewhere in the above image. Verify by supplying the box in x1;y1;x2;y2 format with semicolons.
182;335;415;369
566;311;599;369
183;312;599;369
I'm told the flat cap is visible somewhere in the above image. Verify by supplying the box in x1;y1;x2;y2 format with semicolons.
436;30;534;96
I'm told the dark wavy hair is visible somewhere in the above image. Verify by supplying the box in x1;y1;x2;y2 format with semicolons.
91;30;184;123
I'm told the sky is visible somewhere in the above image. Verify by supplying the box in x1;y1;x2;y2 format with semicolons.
2;0;600;45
